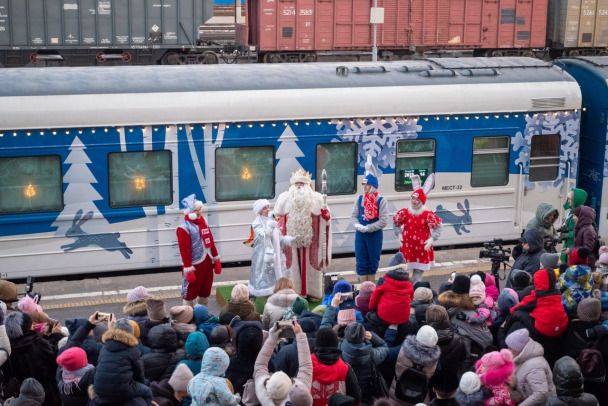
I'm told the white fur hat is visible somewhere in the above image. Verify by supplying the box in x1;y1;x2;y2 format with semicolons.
459;371;481;395
266;371;292;400
181;194;203;219
253;199;270;215
416;325;438;347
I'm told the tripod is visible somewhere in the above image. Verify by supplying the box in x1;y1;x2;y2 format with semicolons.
490;258;510;291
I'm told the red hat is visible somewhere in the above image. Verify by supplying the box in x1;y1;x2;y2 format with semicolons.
56;347;88;371
411;188;427;204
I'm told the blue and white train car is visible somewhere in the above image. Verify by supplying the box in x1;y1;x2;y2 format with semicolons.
0;58;581;279
557;57;608;238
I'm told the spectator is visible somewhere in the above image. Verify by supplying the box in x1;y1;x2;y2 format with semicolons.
262;278;299;329
367;263;414;335
508;228;544;285
219;283;261;322
225;321;266;398
425;305;466;379
475;349;515;406
169;305;196;339
4;378;45;406
151;363;193;406
560;188;588;264
208;324;235;357
526;202;559;249
138;298;169;347
282;296;309;321
273;318;317;378
559;248;594;317
545;356;599;406
56;347;95;406
142;324;186;384
187;347;241;405
176;331;209;375
564;206;598;271
428;368;460;406
454;371;491;406
123;286;151;321
355;281;376;318
192;305;219;337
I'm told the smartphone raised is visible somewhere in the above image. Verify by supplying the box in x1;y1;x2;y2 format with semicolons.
275;321;296;339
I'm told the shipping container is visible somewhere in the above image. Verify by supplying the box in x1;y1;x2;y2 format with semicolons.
547;0;608;55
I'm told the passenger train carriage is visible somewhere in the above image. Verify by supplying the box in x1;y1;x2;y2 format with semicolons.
0;57;581;279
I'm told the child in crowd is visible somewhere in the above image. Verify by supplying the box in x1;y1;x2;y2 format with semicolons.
467;274;495;326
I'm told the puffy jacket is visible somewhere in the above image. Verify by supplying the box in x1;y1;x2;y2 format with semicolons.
368;272;414;325
262;289;299;329
142;325;186;384
545;356;598;406
512;228;544;277
511;338;556;406
526;202;559;241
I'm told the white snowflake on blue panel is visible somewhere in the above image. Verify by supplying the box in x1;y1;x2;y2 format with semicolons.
512;111;580;193
333;117;422;174
604;126;608;177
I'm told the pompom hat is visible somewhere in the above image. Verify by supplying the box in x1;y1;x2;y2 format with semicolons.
126;286;149;303
231;283;250;302
416;325;438;347
459;371;481;395
168;363;193;392
469;274;486;298
578;298;601;322
478;349;513;371
451;274;470;295
265;371;292;400
506;328;530;353
56;347;88;371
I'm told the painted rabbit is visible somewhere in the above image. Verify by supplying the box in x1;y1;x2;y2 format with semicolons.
435;199;472;235
61;209;133;259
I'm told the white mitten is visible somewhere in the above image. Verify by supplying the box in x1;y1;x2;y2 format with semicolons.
355;224;366;232
267;219;278;229
283;235;297;246
396;233;403;245
264;252;274;264
424;237;434;251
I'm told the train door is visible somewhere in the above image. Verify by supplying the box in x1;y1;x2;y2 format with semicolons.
333;0;371;48
579;0;597;47
315;0;334;50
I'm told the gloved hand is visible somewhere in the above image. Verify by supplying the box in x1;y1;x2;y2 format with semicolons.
424;237;434;251
267;219;278;229
394;226;403;245
185;269;196;284
321;208;331;221
396;233;403;245
283;235;297;246
355;224;367;233
214;261;222;275
268;322;281;340
264;252;274;264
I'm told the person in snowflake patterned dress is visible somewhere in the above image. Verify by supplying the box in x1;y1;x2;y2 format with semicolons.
392;174;443;284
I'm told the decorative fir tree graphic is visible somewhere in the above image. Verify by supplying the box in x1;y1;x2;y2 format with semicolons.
275;125;304;194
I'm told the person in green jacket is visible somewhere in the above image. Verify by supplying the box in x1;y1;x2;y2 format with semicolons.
526;202;560;252
560;188;588;264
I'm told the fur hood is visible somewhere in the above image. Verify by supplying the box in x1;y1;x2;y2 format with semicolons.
438;290;476;311
267;289;299;308
385;270;409;281
101;328;138;347
401;335;441;366
122;299;147;317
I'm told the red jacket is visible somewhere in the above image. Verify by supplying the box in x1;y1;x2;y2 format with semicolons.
368;273;414;324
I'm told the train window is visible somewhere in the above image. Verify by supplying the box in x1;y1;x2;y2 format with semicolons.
395;139;436;192
108;151;172;208
529;134;560;182
0;155;63;214
215;146;275;201
471;136;510;187
315;142;357;195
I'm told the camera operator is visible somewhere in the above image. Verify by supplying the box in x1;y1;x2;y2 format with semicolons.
506;228;544;288
526;202;560;253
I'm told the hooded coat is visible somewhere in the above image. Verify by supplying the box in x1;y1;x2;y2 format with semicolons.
150;379;181;406
526;202;559;241
177;331;209;375
427;319;466;377
142;324;186;384
545;356;599;406
187;348;240;406
573;206;598;270
368;271;414;325
389;335;441;406
262;289;299;329
225;321;265;397
558;264;594;316
511;338;556;406
220;299;262;322
561;188;588;263
511;228;545;278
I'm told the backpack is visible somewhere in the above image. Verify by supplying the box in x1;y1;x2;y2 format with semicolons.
394;363;428;403
573;331;606;383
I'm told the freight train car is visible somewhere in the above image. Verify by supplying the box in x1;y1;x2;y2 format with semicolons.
0;0;217;67
0;58;581;279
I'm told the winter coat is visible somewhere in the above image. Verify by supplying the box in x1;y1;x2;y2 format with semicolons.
142;324;186;384
512;228;545;277
561;188;588;263
427;319;466;376
55;366;95;406
93;328;147;402
368;272;414;325
137;318;169;347
484;273;500;301
454;387;492;406
60;319;103;366
545;356;599;406
254;330;313;405
558;264;594;316
511;338;556;406
526;203;559;241
340;331;388;404
262;289;299;329
389;335;441;405
187;349;240;406
573;206;598;270
475;353;515;406
2;330;61;406
274;334;316;378
150;379;181;406
220;299;262;322
177;331;209;375
225;321;265;397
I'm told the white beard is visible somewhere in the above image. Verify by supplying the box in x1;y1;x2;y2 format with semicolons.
409;202;426;216
286;185;314;248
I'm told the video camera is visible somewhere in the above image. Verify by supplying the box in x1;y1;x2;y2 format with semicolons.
479;238;511;263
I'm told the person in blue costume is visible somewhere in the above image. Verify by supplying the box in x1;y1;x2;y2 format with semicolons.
351;155;388;283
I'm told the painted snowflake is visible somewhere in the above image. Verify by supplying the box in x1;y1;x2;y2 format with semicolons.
604;125;608;177
512;111;580;193
333;117;422;175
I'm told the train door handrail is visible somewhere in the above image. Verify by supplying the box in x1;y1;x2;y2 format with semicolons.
516;163;524;227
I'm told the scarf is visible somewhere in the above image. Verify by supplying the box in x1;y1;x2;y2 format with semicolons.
60;364;94;395
363;191;379;221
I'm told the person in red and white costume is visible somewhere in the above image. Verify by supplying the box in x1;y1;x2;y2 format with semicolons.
177;194;221;307
273;168;332;301
392;174;442;285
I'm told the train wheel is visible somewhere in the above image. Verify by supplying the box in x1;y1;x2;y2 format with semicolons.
121;52;132;63
299;53;317;63
263;52;287;63
598;49;608;56
521;50;535;58
29;53;40;64
96;52;107;63
568;49;582;57
162;52;180;65
198;51;219;64
490;50;506;57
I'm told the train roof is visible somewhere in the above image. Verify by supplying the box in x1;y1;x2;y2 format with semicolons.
0;57;581;130
556;56;608;78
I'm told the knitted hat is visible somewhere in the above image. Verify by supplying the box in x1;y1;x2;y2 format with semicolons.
332;280;353;295
126;286;149;302
469;274;486;299
356;281;376;308
451;274;470;294
311;305;327;317
414;287;433;303
146;298;166;322
289;381;313;406
231;284;250;302
459;371;481;395
416;325;438;347
315;327;339;348
411;188;427;204
506;328;530;352
298;318;317;334
569;247;590;266
362;174;378;189
128;320;140;338
168;363;194;392
16;294;42;314
577;298;601;322
0;280;18;303
253;199;270;215
497;288;519;312
292;297;309;315
65;318;88;337
265;371;292;400
193;304;211;324
479;349;513;371
425;304;449;323
511;269;532;289
540;253;560;269
56;347;88;371
170;305;194;324
114;318;134;335
388;252;407;269
345;322;366;344
5;311;32;339
337;309;356;326
599;245;608;265
19;378;45;403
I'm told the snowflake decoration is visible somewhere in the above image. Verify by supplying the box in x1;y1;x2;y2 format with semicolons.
333;117;422;175
512;111;580;193
604;126;608;177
